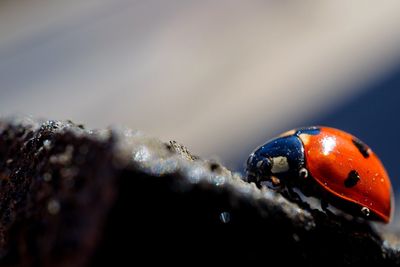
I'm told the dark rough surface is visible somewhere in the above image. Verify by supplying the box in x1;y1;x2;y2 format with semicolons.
0;117;399;266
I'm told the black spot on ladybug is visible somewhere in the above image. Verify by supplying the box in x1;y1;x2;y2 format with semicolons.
352;138;370;158
344;170;360;188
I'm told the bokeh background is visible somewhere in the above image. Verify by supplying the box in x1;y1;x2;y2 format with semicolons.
1;1;400;224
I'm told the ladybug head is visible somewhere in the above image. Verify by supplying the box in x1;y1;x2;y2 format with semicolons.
246;135;305;185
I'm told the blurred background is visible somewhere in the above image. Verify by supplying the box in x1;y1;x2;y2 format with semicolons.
0;1;400;224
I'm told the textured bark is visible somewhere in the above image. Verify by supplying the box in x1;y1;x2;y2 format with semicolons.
0;117;398;266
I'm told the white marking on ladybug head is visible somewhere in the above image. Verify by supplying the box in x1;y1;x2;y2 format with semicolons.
271;156;289;174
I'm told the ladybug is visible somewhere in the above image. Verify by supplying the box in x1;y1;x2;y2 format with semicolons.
246;126;393;223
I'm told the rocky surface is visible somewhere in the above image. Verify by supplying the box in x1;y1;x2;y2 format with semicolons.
0;117;398;266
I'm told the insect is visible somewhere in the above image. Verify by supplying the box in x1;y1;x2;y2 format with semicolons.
246;126;393;223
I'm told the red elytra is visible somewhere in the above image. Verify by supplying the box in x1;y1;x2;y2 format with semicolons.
298;127;393;223
246;126;393;223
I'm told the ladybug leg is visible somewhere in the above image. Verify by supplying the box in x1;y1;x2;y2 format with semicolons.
259;175;282;190
321;199;329;211
284;186;311;210
320;199;336;218
270;176;281;186
246;174;267;187
246;173;258;184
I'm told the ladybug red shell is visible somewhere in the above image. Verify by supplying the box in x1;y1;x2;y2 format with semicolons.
246;126;393;223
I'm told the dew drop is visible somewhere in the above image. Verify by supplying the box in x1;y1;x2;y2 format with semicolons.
132;146;151;162
50;145;74;165
292;233;300;242
187;167;204;184
214;175;225;186
47;199;60;215
361;207;370;217
43;173;52;182
299;168;308;178
43;140;52;150
219;212;231;223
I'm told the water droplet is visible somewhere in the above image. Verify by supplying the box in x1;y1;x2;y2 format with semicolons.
49;145;74;165
214;175;225;186
132;146;150;162
380;178;384;183
299;168;308;178
43;140;52;150
47;199;60;215
361;207;370;217
292;233;300;242
6;159;13;165
43;173;52;182
219;212;231;223
238;184;252;196
187;166;205;184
